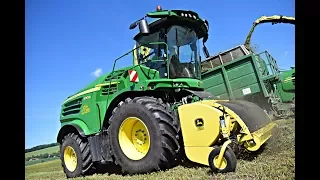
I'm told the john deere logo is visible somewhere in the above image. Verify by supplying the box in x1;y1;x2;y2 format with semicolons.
195;118;204;130
81;105;90;115
292;73;295;85
284;73;295;85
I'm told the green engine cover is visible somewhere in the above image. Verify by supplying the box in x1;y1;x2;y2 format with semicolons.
276;68;295;103
280;68;295;91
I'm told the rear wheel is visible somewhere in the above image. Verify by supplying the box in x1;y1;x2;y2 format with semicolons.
107;96;180;174
60;133;94;178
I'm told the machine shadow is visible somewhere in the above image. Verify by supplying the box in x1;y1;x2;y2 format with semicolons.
236;143;267;161
179;143;268;170
86;145;268;178
179;158;208;168
92;163;124;176
91;161;185;176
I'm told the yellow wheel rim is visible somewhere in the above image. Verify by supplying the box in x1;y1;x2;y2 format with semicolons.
213;156;227;170
64;146;77;172
118;117;150;160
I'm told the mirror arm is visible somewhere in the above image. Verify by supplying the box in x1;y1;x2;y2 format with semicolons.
202;42;210;58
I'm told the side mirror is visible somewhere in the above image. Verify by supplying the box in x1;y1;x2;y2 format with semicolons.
129;21;138;30
129;18;150;34
202;46;210;58
138;18;150;34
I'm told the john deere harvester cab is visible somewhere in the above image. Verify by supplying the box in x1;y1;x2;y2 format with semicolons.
130;6;210;85
132;14;208;81
57;6;277;178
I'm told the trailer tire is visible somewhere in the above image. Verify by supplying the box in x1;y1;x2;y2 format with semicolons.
208;147;237;173
60;133;94;178
107;96;180;174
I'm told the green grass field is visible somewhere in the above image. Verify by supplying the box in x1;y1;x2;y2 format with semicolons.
25;146;60;158
25;157;60;166
25;119;295;180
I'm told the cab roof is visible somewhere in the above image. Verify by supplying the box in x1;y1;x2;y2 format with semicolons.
133;9;209;42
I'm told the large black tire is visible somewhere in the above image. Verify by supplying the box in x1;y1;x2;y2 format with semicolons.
60;133;94;178
107;96;180;174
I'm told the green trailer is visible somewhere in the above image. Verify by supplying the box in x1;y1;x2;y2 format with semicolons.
200;45;295;118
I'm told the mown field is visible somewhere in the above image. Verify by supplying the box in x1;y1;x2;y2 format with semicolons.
25;146;60;158
25;157;60;166
25;119;295;180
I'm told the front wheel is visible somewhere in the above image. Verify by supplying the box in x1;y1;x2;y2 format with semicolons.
107;96;180;174
208;147;237;173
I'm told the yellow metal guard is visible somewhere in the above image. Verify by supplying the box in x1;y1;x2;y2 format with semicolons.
177;99;277;167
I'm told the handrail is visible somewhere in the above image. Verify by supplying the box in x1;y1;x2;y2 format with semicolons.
254;51;280;79
105;42;169;107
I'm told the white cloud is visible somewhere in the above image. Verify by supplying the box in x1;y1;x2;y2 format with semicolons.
91;68;103;77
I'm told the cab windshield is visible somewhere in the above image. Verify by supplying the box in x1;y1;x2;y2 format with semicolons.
167;25;201;79
135;25;201;79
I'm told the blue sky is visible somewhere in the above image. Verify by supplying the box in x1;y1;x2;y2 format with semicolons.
25;0;295;148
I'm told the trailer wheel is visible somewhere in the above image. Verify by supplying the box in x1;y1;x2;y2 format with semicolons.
60;133;94;178
208;147;237;173
108;96;180;174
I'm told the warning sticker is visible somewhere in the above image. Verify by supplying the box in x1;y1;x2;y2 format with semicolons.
242;87;251;95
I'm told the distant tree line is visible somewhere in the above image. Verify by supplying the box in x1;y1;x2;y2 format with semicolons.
25;152;60;161
25;142;58;153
